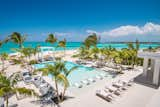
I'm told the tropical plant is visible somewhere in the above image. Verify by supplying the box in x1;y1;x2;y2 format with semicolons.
0;53;8;72
31;46;39;61
76;46;89;59
38;63;65;103
37;60;77;102
58;38;66;56
83;33;98;49
60;63;77;101
8;32;26;49
88;47;100;60
127;42;134;50
0;41;3;47
0;73;36;107
45;34;57;45
45;34;57;57
135;39;140;51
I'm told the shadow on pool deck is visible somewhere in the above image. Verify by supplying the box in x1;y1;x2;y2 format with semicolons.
134;70;160;89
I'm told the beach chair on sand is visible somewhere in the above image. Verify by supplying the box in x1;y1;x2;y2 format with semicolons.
95;75;103;80
96;90;112;102
81;80;90;85
118;79;133;87
112;82;127;90
105;86;121;96
73;82;82;88
87;78;96;82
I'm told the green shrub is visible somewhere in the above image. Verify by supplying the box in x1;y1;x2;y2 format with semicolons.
29;60;38;65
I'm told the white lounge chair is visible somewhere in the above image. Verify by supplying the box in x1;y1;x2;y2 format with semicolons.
112;82;127;90
73;82;82;88
81;80;90;85
100;73;108;77
87;78;96;82
105;86;121;96
95;75;103;80
119;79;133;86
96;90;113;102
105;86;118;92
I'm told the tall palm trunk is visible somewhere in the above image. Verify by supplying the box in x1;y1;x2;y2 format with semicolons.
127;58;129;65
52;45;55;58
64;47;66;57
55;77;60;102
131;56;134;68
19;43;23;49
2;59;5;72
6;96;8;107
61;86;67;101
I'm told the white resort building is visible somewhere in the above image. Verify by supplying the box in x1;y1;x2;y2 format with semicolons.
37;46;55;61
138;51;160;87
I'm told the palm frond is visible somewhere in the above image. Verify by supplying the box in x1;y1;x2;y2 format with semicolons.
57;74;69;87
15;87;38;97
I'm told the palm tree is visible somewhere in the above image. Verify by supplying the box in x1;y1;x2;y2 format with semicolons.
0;41;3;47
83;33;98;49
0;53;8;73
59;63;77;101
38;60;77;102
45;34;57;57
12;47;34;70
77;46;89;59
127;42;134;50
13;47;32;63
121;48;130;65
135;39;140;51
38;61;66;103
135;39;140;65
31;46;39;61
88;47;100;60
45;34;57;45
58;38;66;56
0;73;37;107
9;32;26;49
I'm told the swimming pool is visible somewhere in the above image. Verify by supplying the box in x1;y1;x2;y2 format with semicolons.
33;61;113;86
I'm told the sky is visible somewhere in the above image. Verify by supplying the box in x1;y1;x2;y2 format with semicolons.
0;0;160;42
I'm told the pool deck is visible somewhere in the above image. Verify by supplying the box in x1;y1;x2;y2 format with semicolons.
7;66;160;107
3;50;160;107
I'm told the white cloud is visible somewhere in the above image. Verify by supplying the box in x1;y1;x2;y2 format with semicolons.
86;30;98;34
54;32;70;36
41;32;70;36
86;22;160;37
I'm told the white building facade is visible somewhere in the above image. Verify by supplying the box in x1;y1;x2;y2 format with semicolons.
138;52;160;85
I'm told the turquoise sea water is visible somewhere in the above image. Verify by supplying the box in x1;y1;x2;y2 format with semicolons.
33;61;111;85
0;42;160;53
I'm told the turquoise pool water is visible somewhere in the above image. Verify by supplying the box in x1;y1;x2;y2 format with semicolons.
33;61;112;85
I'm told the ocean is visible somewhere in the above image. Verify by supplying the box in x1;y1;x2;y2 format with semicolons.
0;42;160;53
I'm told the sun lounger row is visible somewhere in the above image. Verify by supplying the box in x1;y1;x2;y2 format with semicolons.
73;73;108;88
96;79;134;102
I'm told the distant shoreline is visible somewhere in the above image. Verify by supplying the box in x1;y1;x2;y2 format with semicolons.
6;41;160;44
101;42;160;44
